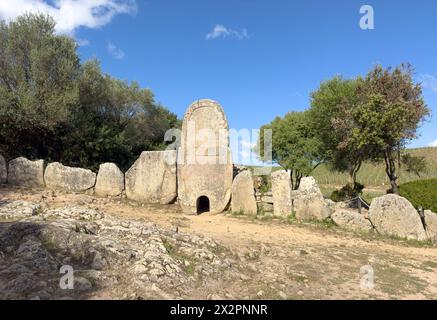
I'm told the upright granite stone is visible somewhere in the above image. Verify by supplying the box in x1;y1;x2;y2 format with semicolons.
177;99;233;214
44;162;96;192
125;150;177;204
292;176;331;221
95;163;125;197
8;157;45;187
368;194;427;241
424;210;437;243
0;154;6;184
272;170;292;216
231;170;257;215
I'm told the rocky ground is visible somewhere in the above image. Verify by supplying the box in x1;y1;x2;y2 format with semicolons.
1;185;437;300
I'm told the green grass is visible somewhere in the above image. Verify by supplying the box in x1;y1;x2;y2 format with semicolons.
248;147;437;189
313;148;437;187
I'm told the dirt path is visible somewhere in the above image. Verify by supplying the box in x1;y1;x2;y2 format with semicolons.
2;187;437;300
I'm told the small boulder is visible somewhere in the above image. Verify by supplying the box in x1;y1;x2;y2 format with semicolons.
95;163;124;197
331;209;373;233
0;154;6;184
8;157;45;187
231;170;257;214
368;194;427;241
271;170;292;216
424;210;437;243
293;177;331;221
44;162;96;192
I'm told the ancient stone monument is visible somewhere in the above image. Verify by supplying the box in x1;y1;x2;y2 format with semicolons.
95;163;125;197
44;162;96;192
231;170;257;215
272;170;292;216
8;157;45;188
369;194;427;241
125;150;177;204
177;99;233;214
292;176;331;221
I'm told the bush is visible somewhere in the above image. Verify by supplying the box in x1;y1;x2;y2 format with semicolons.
399;179;437;212
330;182;364;202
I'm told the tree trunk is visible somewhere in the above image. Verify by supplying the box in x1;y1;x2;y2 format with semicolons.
348;161;362;186
289;169;295;190
384;149;399;195
390;178;399;195
295;171;303;190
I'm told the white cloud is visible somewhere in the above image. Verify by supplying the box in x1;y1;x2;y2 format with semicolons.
206;24;248;40
0;0;137;34
76;38;90;46
107;42;124;59
429;140;437;147
419;74;437;93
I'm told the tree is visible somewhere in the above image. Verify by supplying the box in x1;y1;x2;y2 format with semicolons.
352;64;430;194
309;65;429;194
0;13;79;158
401;154;427;177
309;76;368;185
0;13;179;171
256;111;323;189
60;60;179;171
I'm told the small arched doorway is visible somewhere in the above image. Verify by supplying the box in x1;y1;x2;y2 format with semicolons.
196;196;210;214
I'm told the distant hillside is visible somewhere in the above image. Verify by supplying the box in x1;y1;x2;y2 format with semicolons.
249;147;437;189
313;147;437;188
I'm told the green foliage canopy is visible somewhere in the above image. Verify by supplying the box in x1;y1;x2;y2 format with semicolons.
309;65;430;193
256;111;323;189
0;14;179;171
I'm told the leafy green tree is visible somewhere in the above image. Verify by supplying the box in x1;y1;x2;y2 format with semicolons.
0;13;179;171
309;76;368;185
61;60;179;171
256;111;323;189
401;154;427;177
351;64;430;194
0;13;79;158
309;65;429;194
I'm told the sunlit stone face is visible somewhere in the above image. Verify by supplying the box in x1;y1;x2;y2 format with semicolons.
177;99;233;214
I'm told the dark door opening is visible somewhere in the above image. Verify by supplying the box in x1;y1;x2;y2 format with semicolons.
196;196;210;214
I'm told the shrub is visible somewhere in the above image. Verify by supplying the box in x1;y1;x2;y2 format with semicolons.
399;179;437;212
258;175;271;194
330;182;364;202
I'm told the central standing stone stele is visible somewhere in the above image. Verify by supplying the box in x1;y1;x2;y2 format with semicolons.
177;99;233;214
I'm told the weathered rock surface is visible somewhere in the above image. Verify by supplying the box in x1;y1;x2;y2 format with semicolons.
0;200;42;219
292;177;331;221
424;210;437;243
0;154;6;184
331;210;373;233
44;162;96;192
368;194;427;241
177;99;233;214
231;170;257;214
125;151;177;204
95;163;124;197
272;170;292;216
0;200;242;300
8;157;45;188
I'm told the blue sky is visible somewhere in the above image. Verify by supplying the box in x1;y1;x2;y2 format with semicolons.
1;0;437;164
